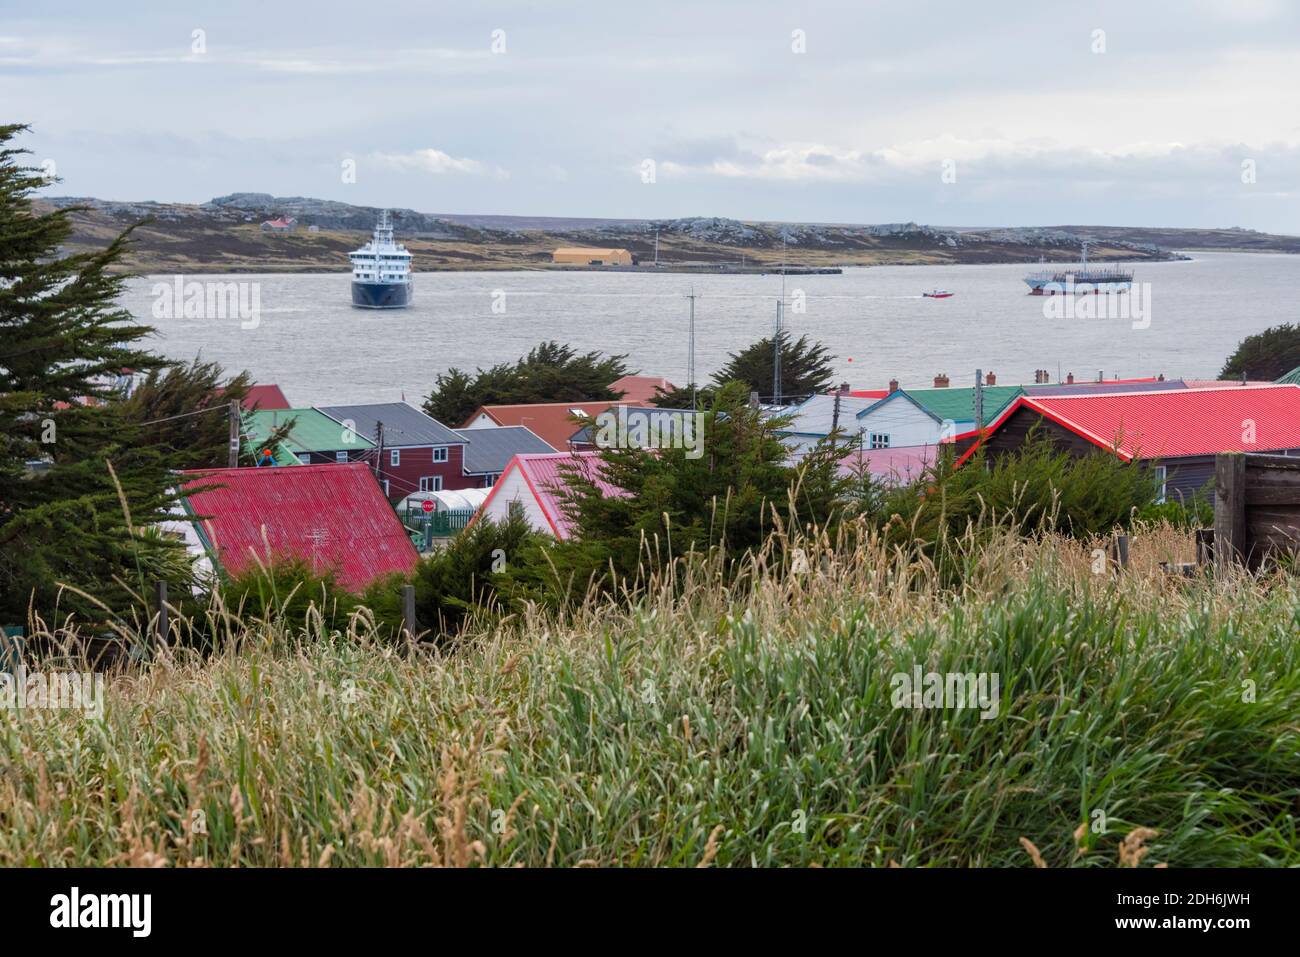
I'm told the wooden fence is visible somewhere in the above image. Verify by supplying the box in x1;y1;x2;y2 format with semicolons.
1213;452;1300;570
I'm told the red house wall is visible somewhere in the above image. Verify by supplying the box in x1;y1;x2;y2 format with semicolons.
375;443;472;501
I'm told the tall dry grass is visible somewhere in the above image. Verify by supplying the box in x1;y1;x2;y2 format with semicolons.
1;520;1296;867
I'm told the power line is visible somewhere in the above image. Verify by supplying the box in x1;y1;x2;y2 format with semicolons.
135;404;231;427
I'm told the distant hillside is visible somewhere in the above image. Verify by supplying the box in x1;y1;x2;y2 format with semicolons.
36;192;1296;274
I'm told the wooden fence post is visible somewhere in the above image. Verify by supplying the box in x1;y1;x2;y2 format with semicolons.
1214;453;1246;572
155;580;169;643
401;584;417;641
1111;534;1130;570
1195;528;1215;567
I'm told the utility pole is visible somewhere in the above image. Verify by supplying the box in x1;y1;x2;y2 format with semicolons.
686;287;697;411
831;382;848;435
374;421;385;489
974;370;985;432
227;400;240;468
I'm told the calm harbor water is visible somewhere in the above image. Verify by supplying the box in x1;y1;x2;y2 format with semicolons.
120;251;1298;408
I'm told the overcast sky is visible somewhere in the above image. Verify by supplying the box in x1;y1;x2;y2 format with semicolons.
4;0;1298;230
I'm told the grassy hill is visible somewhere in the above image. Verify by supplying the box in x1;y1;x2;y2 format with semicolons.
37;193;1292;274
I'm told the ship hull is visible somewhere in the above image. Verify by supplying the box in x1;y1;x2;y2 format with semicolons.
351;281;411;309
1025;277;1132;296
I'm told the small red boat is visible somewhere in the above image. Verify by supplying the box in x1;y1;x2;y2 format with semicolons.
923;290;953;299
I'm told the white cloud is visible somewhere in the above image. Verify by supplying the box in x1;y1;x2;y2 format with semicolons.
369;148;507;178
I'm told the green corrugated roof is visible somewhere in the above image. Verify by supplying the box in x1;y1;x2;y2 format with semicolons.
901;385;1024;424
244;408;375;454
1276;364;1300;385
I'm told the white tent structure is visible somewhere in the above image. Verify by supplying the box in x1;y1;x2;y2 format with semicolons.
399;487;491;514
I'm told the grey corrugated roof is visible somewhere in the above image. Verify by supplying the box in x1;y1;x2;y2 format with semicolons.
777;393;877;436
317;402;465;447
1023;379;1187;397
453;426;555;474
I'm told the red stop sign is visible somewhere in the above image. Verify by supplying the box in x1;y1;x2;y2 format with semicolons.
421;499;434;513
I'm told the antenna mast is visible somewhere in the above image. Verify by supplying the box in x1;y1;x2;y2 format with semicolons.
687;287;697;411
773;231;788;406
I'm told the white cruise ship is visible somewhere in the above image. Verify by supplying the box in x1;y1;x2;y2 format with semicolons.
349;210;412;308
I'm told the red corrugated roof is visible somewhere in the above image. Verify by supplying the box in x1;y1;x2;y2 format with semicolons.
463;402;613;450
180;463;418;592
609;375;676;403
241;384;290;411
966;384;1300;462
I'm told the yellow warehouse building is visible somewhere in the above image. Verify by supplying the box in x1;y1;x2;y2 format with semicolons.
552;247;633;266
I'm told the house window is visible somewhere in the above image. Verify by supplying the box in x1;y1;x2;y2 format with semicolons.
298;453;312;464
1153;465;1167;504
334;451;347;463
869;432;890;450
484;473;498;488
420;476;443;492
390;449;400;467
432;446;448;463
383;480;390;496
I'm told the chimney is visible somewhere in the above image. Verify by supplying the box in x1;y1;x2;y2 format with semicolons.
888;378;899;393
1097;370;1104;383
1157;373;1165;381
838;381;851;395
933;373;950;388
985;370;996;386
1066;372;1075;385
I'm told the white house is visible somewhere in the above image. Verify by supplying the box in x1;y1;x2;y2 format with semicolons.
851;391;960;449
774;393;878;456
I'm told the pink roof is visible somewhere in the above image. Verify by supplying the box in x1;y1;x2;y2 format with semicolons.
180;463;418;592
241;384;290;411
837;444;936;484
1182;379;1273;389
476;451;626;539
968;384;1300;462
609;375;677;403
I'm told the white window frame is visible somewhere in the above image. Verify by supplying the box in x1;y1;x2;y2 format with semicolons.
419;475;443;492
1153;465;1167;504
432;446;448;463
334;451;347;463
869;432;890;450
484;473;498;488
390;449;400;467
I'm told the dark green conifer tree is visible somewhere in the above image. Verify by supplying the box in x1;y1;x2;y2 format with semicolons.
0;123;186;626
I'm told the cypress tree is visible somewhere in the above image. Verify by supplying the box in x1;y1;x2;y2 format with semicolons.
0;123;185;627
